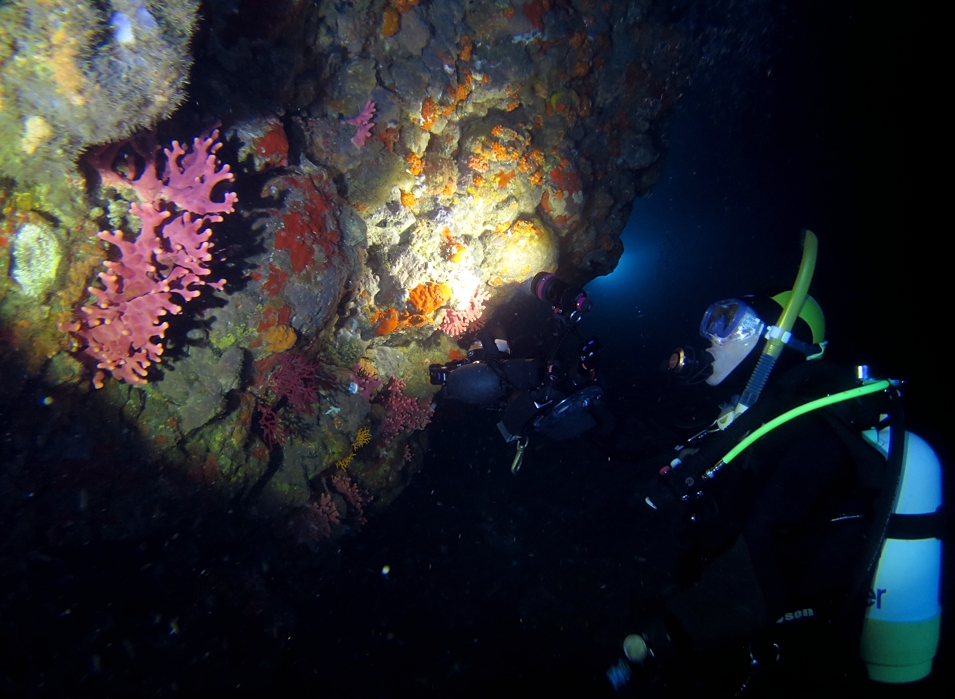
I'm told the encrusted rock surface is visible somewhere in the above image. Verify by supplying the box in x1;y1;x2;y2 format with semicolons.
0;0;690;536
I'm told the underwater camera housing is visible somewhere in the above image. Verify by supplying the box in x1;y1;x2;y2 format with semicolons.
532;272;592;322
428;358;470;386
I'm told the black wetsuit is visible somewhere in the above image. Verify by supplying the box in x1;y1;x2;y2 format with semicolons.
633;360;894;695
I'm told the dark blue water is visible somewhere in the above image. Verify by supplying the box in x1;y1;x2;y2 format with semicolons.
584;0;937;434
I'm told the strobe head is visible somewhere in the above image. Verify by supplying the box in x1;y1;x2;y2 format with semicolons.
532;272;592;321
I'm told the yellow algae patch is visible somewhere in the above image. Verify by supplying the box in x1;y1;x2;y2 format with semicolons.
45;27;87;107
382;7;400;36
262;325;297;353
409;282;452;315
373;308;400;336
21;116;52;155
483;219;556;284
420;96;436;131
406;152;424;175
353;426;371;449
356;357;378;378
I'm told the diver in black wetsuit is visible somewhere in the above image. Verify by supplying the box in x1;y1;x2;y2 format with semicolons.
608;232;943;697
429;272;614;471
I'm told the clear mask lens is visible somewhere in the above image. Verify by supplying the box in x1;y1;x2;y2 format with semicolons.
701;300;765;344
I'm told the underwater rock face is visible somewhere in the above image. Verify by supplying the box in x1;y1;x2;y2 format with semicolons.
154;346;243;434
0;0;692;536
173;0;690;518
201;0;684;285
216;0;686;350
0;1;199;206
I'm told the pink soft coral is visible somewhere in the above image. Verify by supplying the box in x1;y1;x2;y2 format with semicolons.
438;287;489;337
331;474;371;528
65;130;236;388
279;493;341;551
89;131;238;215
377;376;434;443
345;100;376;147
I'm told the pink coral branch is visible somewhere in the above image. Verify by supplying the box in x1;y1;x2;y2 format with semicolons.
66;130;235;388
345;100;376;147
269;352;319;414
308;493;341;539
331;474;371;528
160;133;238;214
438;287;489;337
350;364;382;400
280;493;341;551
89;130;237;214
257;404;287;449
377;376;434;443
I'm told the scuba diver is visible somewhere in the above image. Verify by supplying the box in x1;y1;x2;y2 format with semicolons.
607;231;943;696
430;272;614;472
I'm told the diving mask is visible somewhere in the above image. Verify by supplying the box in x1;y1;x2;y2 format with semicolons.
700;299;766;344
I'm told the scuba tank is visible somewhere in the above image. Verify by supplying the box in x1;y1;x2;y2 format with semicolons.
860;427;943;683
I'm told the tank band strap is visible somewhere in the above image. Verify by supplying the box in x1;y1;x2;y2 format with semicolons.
886;506;945;540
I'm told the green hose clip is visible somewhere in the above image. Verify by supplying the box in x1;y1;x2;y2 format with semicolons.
511;436;529;474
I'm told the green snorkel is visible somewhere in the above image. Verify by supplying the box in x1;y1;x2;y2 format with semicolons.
730;230;819;422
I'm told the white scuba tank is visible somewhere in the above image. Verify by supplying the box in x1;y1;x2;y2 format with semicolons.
859;429;943;683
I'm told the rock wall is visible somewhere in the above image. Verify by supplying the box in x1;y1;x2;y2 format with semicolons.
0;1;199;218
0;0;690;546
